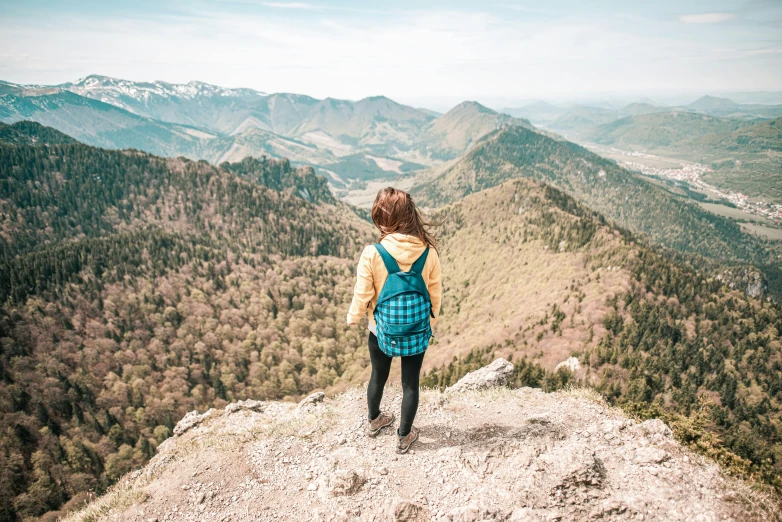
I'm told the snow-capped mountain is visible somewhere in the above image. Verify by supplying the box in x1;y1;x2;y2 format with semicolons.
0;86;221;158
54;75;272;133
63;74;266;103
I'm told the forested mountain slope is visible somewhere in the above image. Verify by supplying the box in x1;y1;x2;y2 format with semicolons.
0;140;365;261
424;179;782;490
0;89;215;158
687;116;782;153
412;126;779;282
0;121;76;145
585;111;755;149
220;156;336;204
0;132;374;521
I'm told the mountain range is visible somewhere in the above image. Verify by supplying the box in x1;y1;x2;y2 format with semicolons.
687;95;782;119
504;95;782;136
0;75;531;189
4;75;780;209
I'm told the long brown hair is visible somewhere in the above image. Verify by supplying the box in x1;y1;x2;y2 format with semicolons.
371;187;438;248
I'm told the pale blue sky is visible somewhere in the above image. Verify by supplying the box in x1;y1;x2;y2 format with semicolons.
0;0;780;105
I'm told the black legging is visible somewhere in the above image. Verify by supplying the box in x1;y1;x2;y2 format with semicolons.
367;332;425;437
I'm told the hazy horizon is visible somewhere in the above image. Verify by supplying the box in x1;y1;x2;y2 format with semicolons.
5;72;782;113
1;0;781;110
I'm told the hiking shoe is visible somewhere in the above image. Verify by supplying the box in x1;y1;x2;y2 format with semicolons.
367;412;395;437
396;426;419;454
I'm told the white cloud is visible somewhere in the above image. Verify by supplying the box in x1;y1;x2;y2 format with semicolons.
0;6;779;101
678;12;736;24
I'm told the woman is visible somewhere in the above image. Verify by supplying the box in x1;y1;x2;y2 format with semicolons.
347;187;442;454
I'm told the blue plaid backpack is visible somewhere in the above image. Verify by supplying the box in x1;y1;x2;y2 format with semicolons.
373;244;433;357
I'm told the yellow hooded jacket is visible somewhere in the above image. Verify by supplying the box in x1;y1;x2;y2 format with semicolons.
347;233;442;329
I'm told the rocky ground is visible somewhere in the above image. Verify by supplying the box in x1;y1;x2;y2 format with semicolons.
65;360;777;522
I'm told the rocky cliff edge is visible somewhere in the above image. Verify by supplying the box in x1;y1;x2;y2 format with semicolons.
64;360;776;522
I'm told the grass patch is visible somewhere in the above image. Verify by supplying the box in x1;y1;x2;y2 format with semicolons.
561;385;608;406
59;483;149;522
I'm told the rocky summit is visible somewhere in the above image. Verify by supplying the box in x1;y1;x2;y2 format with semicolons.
65;361;769;522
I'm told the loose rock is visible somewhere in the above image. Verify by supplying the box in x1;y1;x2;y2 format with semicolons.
445;358;514;392
634;447;670;465
328;470;365;496
296;391;326;415
173;409;214;436
393;500;431;522
224;399;265;416
554;357;580;373
636;418;674;442
446;503;482;522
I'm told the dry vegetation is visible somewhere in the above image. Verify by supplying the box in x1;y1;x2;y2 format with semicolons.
429;178;631;373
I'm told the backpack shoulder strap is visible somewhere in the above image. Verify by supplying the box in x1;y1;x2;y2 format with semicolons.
411;247;430;274
375;244;401;274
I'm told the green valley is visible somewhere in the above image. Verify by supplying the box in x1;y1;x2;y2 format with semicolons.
578;112;782;206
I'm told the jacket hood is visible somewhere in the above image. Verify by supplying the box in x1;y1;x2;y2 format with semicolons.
379;233;427;266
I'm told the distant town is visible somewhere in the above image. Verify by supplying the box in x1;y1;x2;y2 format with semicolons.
588;145;782;223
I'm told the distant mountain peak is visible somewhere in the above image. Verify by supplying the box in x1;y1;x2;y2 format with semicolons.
449;100;495;114
621;102;657;109
416;100;532;160
72;74;109;85
688;95;739;111
361;95;392;102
